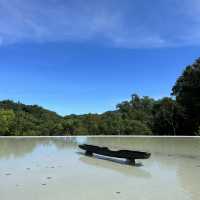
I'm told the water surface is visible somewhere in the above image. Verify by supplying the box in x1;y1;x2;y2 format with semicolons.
0;137;200;200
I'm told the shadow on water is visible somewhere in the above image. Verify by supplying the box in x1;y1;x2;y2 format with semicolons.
78;152;151;178
77;152;143;166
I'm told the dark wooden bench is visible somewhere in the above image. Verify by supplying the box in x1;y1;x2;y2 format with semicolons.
79;144;151;165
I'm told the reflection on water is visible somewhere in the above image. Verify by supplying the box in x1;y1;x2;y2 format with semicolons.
0;137;78;159
0;137;200;200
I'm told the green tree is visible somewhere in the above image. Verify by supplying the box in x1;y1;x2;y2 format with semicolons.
172;58;200;134
196;126;200;136
0;109;15;135
62;118;78;135
100;112;123;135
116;94;154;132
153;98;184;135
122;119;152;135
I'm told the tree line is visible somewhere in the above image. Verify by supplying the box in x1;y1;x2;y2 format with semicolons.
0;58;200;136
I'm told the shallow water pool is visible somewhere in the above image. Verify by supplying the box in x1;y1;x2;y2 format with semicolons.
0;137;200;200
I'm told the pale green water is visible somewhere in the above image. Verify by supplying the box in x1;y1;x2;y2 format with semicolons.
0;137;200;200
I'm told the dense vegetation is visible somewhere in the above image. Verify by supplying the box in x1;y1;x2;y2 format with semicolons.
0;58;200;136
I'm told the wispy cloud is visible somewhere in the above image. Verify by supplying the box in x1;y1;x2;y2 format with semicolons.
0;0;200;48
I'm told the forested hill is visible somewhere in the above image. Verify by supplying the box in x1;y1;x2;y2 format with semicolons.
0;100;62;136
0;58;200;136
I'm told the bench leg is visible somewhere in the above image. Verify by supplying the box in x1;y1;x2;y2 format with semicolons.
85;151;93;156
127;159;136;165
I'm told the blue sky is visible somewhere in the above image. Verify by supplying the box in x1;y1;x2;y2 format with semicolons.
0;0;200;115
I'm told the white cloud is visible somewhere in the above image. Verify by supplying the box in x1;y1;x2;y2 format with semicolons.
0;0;200;48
